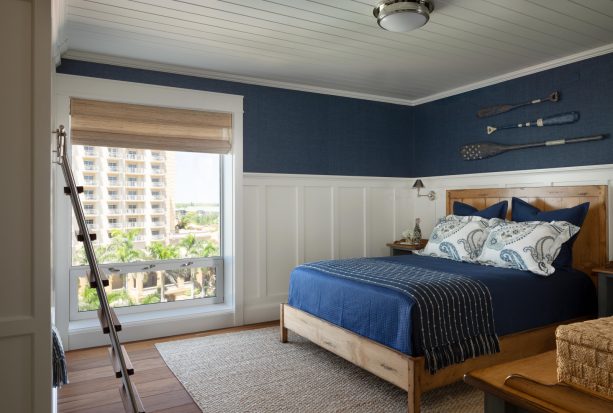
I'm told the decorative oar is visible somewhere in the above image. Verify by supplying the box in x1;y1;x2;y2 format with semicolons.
486;111;579;135
477;91;560;118
460;134;606;161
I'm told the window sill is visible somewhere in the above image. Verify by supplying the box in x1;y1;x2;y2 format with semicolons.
68;302;234;334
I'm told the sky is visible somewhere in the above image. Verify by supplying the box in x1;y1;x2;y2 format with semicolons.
174;152;220;205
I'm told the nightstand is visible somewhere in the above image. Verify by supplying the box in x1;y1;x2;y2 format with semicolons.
593;265;613;317
386;239;427;256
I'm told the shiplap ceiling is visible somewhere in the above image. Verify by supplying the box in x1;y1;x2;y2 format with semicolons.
62;0;613;103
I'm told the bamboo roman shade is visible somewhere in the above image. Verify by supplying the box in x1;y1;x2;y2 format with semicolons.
70;98;232;154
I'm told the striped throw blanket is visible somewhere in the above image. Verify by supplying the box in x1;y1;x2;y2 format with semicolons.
299;258;500;373
52;327;69;388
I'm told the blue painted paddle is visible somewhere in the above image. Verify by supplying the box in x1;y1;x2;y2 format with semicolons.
486;111;580;135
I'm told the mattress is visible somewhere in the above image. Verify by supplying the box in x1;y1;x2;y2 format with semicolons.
288;254;596;357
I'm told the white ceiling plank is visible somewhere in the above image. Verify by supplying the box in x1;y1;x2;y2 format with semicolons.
482;0;613;42
525;0;613;33
221;0;543;61
65;22;437;98
61;0;613;101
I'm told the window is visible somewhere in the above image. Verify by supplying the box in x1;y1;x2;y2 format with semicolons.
108;162;118;171
69;144;223;320
84;190;95;200
84;160;95;170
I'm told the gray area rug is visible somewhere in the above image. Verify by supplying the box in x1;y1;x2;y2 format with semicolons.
156;327;483;413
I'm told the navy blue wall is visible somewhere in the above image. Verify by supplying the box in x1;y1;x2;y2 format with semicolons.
58;53;613;178
413;53;613;176
57;59;414;178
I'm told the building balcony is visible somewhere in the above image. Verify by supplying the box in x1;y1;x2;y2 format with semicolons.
126;154;145;161
83;148;97;156
150;168;165;175
107;194;122;200
134;235;146;241
107;209;123;215
107;166;121;172
84;209;98;215
83;181;97;187
151;234;165;240
86;224;98;230
107;181;123;187
126;221;145;228
107;149;122;158
107;222;123;228
150;209;166;215
83;194;98;200
126;168;146;174
126;181;145;187
150;182;164;187
151;195;165;200
126;195;145;200
83;165;98;171
125;209;145;215
151;153;165;161
150;221;165;227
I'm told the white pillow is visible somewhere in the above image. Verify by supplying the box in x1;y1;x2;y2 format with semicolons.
415;215;492;263
476;220;579;276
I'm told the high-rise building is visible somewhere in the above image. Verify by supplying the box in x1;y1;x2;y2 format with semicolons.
71;145;177;253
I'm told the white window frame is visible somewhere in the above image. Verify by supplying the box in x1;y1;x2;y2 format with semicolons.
69;257;224;321
54;74;243;350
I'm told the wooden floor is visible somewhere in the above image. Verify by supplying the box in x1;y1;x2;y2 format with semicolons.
58;321;278;413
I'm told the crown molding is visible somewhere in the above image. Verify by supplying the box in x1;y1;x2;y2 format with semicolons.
62;43;613;107
60;50;415;106
411;43;613;105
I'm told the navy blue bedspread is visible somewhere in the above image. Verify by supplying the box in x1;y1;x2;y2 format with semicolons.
288;255;596;357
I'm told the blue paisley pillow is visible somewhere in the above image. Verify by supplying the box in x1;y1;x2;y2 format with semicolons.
476;220;579;276
415;215;492;263
511;198;589;269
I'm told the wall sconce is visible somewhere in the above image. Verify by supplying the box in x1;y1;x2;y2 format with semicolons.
412;179;436;201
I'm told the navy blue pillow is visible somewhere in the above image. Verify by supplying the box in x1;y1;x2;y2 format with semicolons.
453;201;508;219
511;197;590;269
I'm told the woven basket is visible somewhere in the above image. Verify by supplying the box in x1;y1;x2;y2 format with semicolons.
556;317;613;399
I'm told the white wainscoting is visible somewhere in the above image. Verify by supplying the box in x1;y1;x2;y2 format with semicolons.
242;173;412;324
244;164;613;325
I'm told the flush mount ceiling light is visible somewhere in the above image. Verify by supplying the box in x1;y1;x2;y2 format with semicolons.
373;0;434;32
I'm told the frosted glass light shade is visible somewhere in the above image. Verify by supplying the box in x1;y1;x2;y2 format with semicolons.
379;10;428;32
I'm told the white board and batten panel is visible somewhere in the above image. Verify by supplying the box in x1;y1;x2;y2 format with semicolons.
244;164;613;324
242;174;412;323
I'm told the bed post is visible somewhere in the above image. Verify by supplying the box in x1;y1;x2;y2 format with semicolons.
408;358;422;413
280;303;288;343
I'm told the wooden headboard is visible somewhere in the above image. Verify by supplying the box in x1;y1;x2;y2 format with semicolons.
446;186;608;275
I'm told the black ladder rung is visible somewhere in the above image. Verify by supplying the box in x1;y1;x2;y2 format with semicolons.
77;232;97;241
88;270;109;288
108;345;135;379
64;186;83;194
98;308;122;334
119;382;146;413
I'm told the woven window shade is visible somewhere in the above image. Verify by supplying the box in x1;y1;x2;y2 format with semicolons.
70;98;232;154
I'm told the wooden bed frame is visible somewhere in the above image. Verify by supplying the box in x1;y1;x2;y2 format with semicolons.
280;185;608;413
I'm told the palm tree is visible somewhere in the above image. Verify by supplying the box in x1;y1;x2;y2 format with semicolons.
108;229;143;262
147;242;181;301
175;215;190;232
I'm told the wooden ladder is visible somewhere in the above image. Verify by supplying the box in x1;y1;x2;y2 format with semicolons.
54;126;146;413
